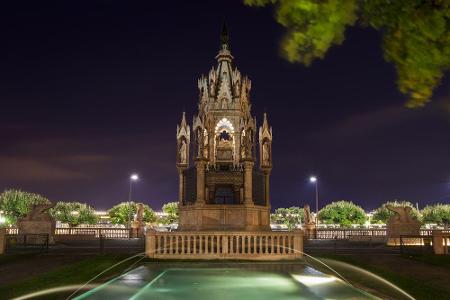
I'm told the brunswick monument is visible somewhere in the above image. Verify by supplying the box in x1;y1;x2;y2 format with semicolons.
175;25;273;231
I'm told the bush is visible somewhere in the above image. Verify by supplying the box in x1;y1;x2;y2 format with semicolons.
0;189;51;225
318;200;366;227
108;202;156;225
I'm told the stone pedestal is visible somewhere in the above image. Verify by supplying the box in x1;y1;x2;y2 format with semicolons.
432;230;448;255
303;223;316;240
0;228;6;255
18;220;56;245
386;220;420;246
130;222;145;238
179;204;270;231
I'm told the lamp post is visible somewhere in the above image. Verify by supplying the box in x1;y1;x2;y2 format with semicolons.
309;176;319;224
128;174;139;229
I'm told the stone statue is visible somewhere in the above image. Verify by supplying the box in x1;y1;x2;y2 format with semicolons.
179;140;187;164
386;205;415;223
262;142;270;165
18;203;56;244
131;203;146;238
303;204;316;239
135;203;144;223
22;203;55;221
386;205;420;246
303;204;314;225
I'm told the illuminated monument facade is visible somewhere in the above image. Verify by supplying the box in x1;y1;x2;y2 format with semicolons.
176;25;273;231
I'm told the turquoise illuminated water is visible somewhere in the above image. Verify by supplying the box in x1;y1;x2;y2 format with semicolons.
75;262;378;300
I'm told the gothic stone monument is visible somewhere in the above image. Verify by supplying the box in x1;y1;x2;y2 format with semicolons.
176;25;273;231
386;205;420;246
17;203;56;244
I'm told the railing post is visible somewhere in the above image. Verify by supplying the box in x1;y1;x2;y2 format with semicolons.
0;228;6;255
293;230;303;258
145;229;156;258
432;230;444;255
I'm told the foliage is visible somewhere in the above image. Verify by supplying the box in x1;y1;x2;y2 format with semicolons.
159;202;179;225
421;203;450;225
0;189;51;225
244;0;450;107
49;202;98;227
108;202;156;225
271;207;303;229
371;200;420;224
318;200;366;227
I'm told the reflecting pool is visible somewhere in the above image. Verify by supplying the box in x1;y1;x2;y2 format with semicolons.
75;262;378;300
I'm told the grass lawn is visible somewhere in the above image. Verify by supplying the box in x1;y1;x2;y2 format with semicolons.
0;254;144;300
317;254;450;300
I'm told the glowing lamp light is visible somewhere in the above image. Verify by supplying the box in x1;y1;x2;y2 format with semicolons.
309;176;317;183
291;274;336;286
130;174;139;181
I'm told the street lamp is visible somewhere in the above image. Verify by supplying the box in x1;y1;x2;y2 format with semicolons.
309;176;319;224
128;174;139;229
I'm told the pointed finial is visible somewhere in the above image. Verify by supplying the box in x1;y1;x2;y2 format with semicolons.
181;111;187;127
220;21;229;49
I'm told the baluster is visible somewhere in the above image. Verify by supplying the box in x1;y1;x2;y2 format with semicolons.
193;235;196;254
181;235;185;254
187;235;191;254
205;235;209;254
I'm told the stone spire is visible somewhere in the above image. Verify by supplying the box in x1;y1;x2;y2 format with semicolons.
220;21;229;49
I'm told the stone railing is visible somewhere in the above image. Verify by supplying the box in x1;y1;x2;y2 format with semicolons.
54;228;130;239
315;229;387;239
314;228;449;240
6;228;18;235
146;230;303;260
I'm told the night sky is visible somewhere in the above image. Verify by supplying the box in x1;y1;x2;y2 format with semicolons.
1;1;449;211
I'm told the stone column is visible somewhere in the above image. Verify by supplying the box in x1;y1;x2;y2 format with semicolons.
145;229;157;258
264;172;271;207
178;171;184;204
196;159;206;205
0;228;6;255
243;161;254;205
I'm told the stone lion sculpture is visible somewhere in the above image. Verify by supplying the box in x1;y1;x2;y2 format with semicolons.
386;205;414;223
21;203;55;221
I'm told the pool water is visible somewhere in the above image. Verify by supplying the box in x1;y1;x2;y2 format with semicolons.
75;262;378;300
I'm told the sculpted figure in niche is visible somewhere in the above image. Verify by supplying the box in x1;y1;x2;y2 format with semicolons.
179;140;187;164
262;141;270;165
196;129;202;157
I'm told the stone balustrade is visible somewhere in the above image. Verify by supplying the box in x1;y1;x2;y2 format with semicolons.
146;230;303;260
